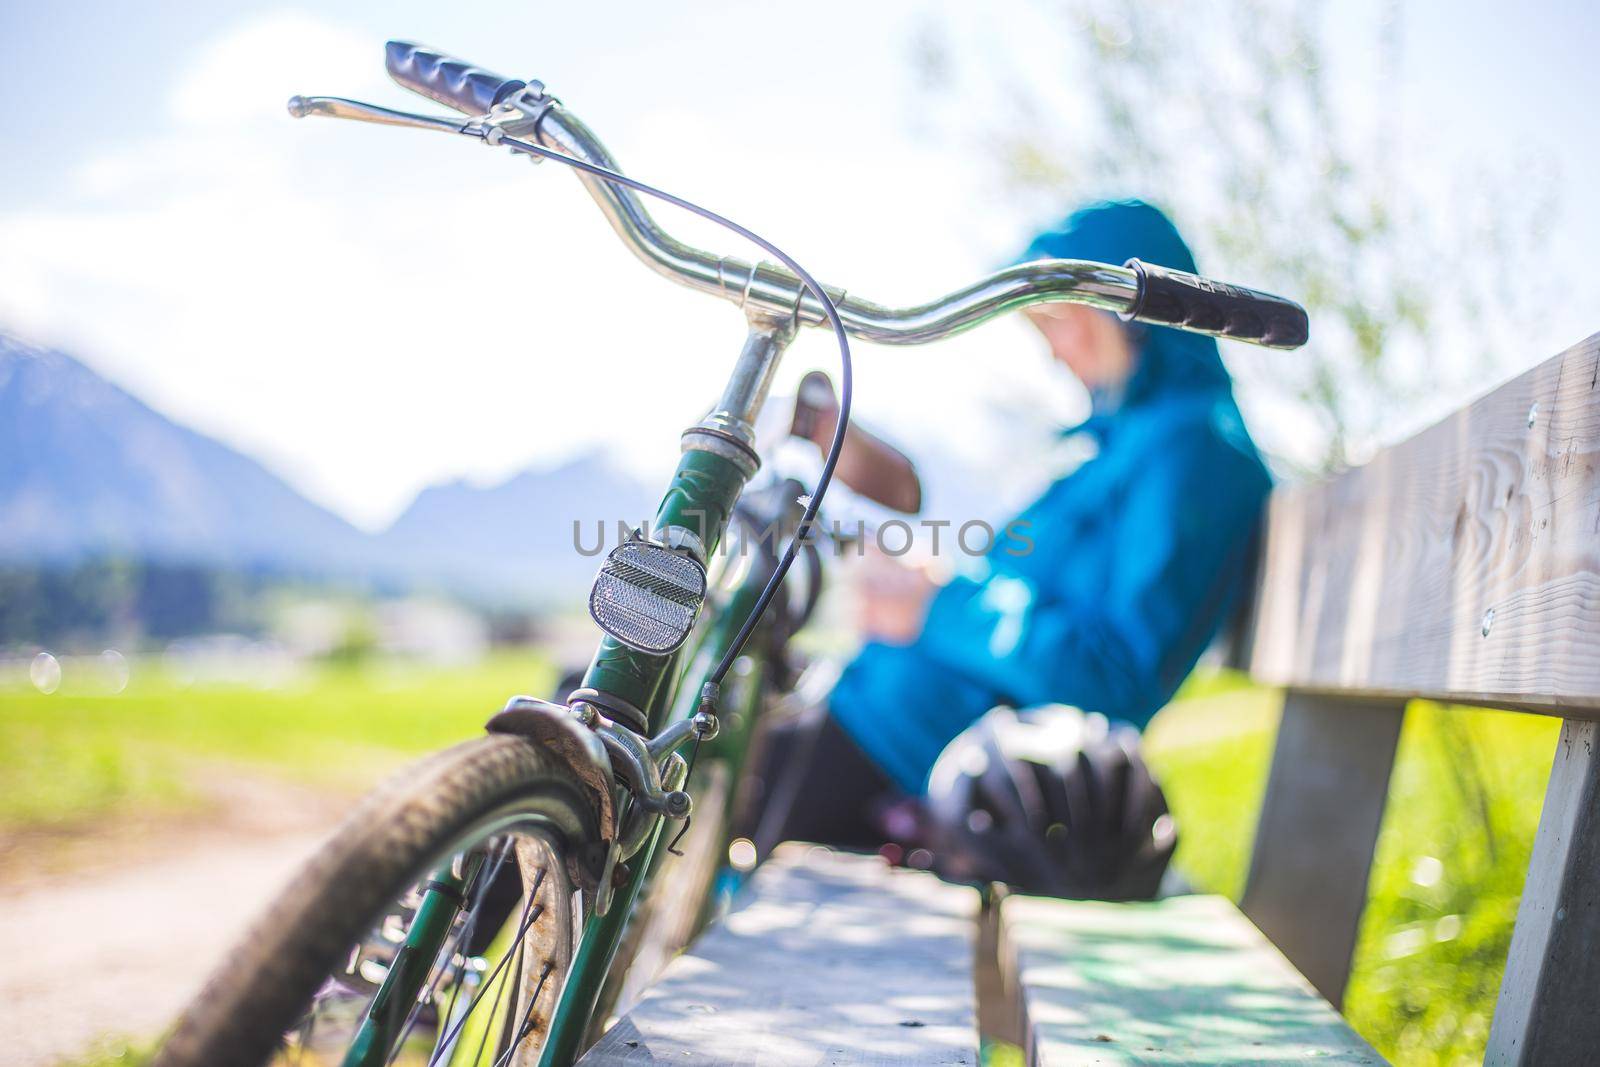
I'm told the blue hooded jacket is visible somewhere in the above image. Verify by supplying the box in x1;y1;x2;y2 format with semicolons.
830;200;1271;793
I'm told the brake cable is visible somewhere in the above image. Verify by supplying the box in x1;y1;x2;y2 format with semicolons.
487;129;854;824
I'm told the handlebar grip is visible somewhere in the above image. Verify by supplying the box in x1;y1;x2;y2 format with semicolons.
384;41;527;116
1122;259;1309;350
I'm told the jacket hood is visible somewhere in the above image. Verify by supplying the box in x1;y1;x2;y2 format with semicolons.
1018;199;1233;433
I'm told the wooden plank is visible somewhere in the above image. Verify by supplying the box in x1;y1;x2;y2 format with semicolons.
1000;893;1384;1065
579;843;980;1066
1249;332;1600;713
1486;718;1600;1064
1240;691;1405;1007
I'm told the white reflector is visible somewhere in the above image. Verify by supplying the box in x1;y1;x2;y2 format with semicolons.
588;541;707;654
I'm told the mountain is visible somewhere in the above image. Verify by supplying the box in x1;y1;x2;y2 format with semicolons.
0;334;657;602
0;336;370;571
379;452;656;601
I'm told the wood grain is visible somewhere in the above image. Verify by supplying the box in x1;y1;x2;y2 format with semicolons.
1001;893;1384;1065
1249;333;1600;713
578;844;980;1066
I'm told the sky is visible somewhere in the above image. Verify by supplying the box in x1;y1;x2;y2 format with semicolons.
2;1;1596;529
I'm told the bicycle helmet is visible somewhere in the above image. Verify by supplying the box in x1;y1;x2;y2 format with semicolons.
925;704;1176;900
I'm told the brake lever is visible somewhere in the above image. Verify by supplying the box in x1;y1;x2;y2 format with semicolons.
286;90;562;174
286;95;484;136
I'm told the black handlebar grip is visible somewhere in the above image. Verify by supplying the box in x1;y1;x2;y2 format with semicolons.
384;41;527;116
1122;259;1309;350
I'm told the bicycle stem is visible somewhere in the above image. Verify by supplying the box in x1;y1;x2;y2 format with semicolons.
704;312;798;446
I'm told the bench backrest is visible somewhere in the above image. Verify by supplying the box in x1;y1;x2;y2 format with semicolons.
1236;332;1600;1064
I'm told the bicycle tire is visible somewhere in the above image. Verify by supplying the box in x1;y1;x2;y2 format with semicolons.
154;734;606;1067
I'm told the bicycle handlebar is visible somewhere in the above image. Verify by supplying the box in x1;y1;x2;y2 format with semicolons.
321;42;1311;351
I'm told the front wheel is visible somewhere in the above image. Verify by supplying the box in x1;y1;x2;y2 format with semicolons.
154;735;606;1067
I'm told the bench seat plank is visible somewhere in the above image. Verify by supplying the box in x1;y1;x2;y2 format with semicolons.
1001;894;1383;1065
580;844;980;1065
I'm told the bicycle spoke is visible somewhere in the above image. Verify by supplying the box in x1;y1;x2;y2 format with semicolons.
472;935;521;1067
426;868;547;1067
387;840;518;1066
421;841;517;1064
427;957;471;1065
490;961;556;1067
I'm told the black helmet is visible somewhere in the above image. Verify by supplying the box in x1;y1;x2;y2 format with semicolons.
925;705;1176;900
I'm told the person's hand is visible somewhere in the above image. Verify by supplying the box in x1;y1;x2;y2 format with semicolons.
857;549;939;644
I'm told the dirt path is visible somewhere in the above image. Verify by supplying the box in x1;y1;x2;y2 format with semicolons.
0;773;346;1066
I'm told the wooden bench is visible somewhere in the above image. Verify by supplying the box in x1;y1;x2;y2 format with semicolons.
1234;331;1600;1064
584;333;1600;1065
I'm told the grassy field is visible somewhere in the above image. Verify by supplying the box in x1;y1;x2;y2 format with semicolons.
0;652;555;833
1;660;1560;1066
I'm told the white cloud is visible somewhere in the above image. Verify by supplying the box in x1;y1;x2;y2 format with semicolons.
169;12;379;128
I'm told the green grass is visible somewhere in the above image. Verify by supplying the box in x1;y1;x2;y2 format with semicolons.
1145;675;1560;1066
55;1038;152;1067
0;652;554;832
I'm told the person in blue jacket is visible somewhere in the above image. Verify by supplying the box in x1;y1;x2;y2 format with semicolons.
767;198;1271;849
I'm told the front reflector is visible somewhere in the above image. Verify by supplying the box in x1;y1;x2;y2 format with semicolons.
588;541;707;654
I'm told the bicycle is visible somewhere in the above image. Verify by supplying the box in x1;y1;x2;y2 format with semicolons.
153;40;1309;1067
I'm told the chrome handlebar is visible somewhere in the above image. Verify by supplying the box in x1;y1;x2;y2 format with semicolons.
520;97;1144;343
288;43;1308;352
285;91;1142;345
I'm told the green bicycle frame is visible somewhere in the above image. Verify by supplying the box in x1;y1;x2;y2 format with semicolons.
343;313;791;1067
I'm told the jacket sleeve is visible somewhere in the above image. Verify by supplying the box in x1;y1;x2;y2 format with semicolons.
916;423;1267;723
